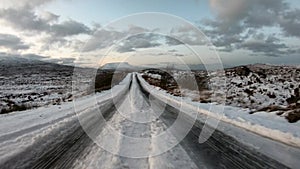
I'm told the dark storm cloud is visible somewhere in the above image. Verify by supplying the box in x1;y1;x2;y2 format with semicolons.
0;7;91;37
165;36;184;46
84;24;208;53
116;33;161;53
168;26;207;46
238;35;289;57
83;26;160;52
82;29;125;52
203;0;300;56
0;34;29;50
51;20;91;37
0;6;91;52
211;34;243;51
279;9;300;37
208;0;288;31
1;0;56;9
0;7;49;32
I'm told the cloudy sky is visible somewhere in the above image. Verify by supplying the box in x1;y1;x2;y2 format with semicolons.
0;0;299;67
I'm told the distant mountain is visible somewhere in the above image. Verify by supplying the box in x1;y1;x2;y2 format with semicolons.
100;62;141;70
0;55;45;66
141;63;205;70
0;55;75;76
141;63;233;71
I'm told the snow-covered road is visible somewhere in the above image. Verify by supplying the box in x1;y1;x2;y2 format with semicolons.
0;73;299;169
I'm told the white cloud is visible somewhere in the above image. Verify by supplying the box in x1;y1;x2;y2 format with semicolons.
203;0;300;56
0;33;29;50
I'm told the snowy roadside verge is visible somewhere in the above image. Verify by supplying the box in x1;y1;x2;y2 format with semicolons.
0;73;132;137
137;73;300;167
0;73;132;164
137;73;300;147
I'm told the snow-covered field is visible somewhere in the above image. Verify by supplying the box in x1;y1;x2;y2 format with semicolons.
138;73;300;144
141;64;300;123
0;57;74;113
0;74;132;167
0;57;124;114
138;74;300;168
212;64;300;111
